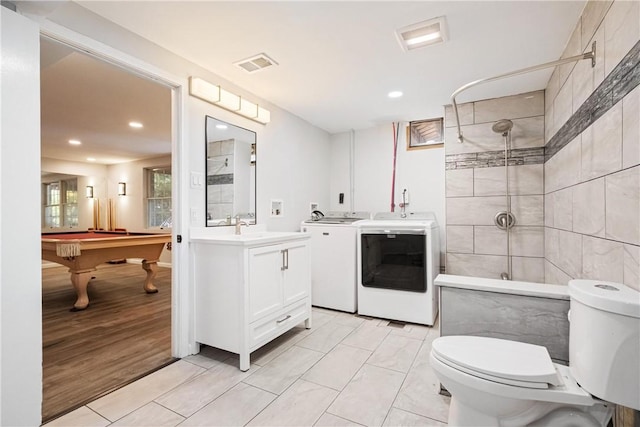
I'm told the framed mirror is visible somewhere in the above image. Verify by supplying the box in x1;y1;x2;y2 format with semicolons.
205;116;256;226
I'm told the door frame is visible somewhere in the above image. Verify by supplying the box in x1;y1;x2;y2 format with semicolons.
38;19;193;358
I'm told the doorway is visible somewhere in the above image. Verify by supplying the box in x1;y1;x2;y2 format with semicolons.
40;36;175;422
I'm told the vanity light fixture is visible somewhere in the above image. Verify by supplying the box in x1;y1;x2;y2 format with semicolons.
189;76;271;124
69;139;82;145
85;186;94;198
118;182;127;196
388;91;403;98
218;88;241;111
87;157;96;162
396;16;448;52
129;121;143;128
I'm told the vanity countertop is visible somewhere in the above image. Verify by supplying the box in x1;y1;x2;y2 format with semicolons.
435;274;569;300
190;226;309;246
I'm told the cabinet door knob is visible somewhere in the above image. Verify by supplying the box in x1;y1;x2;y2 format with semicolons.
276;315;292;324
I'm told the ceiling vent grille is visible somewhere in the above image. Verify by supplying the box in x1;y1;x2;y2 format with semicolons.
234;53;278;73
396;16;448;52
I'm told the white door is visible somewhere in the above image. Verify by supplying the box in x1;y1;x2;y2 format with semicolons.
1;7;43;425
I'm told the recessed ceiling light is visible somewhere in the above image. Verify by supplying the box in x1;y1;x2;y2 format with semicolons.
87;157;96;162
216;124;228;129
388;91;403;98
406;32;441;46
68;139;82;145
129;121;143;128
396;16;448;52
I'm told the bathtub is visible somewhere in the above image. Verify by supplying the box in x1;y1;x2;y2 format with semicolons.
434;274;570;364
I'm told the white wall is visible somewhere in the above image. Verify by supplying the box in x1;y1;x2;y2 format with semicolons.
1;8;43;425
330;124;446;255
328;132;352;211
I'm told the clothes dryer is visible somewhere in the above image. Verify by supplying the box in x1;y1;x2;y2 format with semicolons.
357;212;440;325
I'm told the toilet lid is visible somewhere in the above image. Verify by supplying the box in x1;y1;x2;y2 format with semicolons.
432;336;561;387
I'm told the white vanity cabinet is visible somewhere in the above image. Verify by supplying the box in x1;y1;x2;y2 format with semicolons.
192;232;311;371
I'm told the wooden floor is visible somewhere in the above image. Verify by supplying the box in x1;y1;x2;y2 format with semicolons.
42;262;173;423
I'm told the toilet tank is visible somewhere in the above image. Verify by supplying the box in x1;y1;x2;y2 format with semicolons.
568;280;640;411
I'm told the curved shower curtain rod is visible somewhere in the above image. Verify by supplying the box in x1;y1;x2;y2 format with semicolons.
451;41;597;143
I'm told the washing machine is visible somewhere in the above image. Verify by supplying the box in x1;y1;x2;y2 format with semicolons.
301;211;371;313
357;212;440;325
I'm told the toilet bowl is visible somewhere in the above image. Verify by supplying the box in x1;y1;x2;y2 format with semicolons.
430;336;611;426
430;279;639;427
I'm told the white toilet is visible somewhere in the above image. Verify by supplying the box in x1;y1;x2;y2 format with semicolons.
430;279;640;427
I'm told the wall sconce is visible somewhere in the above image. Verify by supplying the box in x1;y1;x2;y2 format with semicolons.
85;186;94;198
189;76;271;124
118;182;127;196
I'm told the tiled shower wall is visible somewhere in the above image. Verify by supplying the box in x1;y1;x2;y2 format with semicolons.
444;91;546;282
543;0;639;292
444;0;639;291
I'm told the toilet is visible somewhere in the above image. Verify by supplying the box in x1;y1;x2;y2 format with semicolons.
430;279;640;427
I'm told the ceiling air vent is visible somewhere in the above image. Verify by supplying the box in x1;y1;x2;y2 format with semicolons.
234;53;278;73
396;16;448;52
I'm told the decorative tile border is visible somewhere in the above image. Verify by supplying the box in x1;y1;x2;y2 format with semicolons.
546;40;640;161
449;41;640;169
445;147;544;170
207;174;234;185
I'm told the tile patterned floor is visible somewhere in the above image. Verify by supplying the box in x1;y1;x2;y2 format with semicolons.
45;308;449;427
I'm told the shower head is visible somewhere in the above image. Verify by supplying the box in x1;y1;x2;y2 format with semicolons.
491;119;513;135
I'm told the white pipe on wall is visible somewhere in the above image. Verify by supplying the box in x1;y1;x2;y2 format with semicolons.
349;129;355;212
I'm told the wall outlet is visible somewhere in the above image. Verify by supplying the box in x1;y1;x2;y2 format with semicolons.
271;199;284;217
310;202;319;212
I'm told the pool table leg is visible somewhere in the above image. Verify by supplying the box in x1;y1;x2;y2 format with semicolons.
70;270;94;310
141;260;159;294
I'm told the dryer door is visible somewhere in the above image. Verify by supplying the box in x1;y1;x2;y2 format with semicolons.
360;232;426;292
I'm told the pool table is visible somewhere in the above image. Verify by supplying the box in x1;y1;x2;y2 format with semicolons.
42;230;171;311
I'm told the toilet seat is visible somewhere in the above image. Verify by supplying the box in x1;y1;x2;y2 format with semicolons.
432;352;551;389
430;350;597;406
432;336;561;388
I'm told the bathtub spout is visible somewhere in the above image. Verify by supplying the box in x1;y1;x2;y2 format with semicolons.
500;272;510;280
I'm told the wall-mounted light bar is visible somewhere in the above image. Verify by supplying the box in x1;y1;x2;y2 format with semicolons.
189;77;271;124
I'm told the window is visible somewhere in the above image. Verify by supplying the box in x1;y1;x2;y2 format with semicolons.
146;167;172;228
43;178;78;228
407;118;444;150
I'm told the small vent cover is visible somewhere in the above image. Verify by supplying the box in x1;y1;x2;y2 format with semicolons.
234;53;278;73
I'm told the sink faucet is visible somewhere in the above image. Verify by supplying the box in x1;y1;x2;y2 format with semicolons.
400;189;408;218
235;215;248;235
